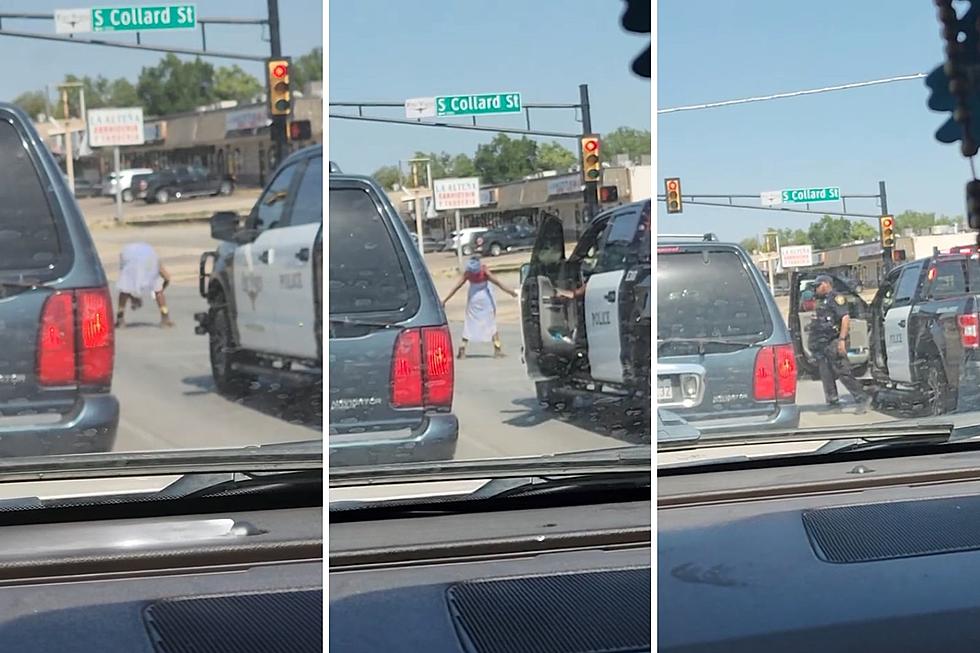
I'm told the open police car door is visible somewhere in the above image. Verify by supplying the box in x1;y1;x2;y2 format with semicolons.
520;213;572;379
584;203;650;385
788;268;871;378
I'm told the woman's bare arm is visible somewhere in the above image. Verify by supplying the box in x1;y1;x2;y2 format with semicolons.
486;270;518;297
443;276;466;305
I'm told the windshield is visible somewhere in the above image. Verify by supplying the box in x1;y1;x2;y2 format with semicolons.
328;1;651;481
658;2;980;468
0;2;324;493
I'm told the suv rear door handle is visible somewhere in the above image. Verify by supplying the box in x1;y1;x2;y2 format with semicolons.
604;291;616;303
258;250;270;264
295;247;310;262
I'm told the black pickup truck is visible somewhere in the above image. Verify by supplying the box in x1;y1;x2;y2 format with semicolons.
143;165;234;204
790;253;980;416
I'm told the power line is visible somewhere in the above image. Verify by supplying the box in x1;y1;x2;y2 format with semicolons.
658;73;927;114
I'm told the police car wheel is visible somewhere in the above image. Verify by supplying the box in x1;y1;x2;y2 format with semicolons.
922;358;954;416
209;303;255;398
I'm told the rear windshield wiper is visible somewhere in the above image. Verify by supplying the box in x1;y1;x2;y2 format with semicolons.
658;337;756;354
329;316;395;329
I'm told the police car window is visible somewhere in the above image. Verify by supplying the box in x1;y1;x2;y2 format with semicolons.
596;211;642;273
287;157;322;227
329;187;411;314
929;260;967;298
893;263;924;305
659;251;772;341
254;162;298;231
0;120;61;270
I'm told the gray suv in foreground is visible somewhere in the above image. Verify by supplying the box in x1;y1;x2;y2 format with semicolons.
0;103;118;455
328;174;458;466
657;235;800;436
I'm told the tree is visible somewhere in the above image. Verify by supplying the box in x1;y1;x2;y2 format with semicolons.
851;221;878;241
740;236;760;253
13;90;48;119
291;47;322;90
213;65;263;104
372;165;403;191
806;215;877;250
893;210;957;234
450;153;476;177
537;141;576;171
602;126;651;163
137;54;217;116
473;134;538;183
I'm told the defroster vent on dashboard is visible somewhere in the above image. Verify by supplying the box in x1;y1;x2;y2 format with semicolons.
804;495;980;563
447;567;651;653
144;587;321;653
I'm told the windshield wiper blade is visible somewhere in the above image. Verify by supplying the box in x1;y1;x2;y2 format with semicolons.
329;444;651;486
657;423;954;452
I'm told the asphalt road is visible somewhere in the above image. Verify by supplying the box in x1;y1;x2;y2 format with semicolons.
450;323;643;460
111;286;319;453
108;282;637;460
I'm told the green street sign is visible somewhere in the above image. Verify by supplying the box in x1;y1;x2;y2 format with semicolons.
780;186;841;204
435;92;522;117
92;5;196;32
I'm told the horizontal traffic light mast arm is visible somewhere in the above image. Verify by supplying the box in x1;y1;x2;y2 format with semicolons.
0;27;267;61
655;197;883;220
329;113;582;139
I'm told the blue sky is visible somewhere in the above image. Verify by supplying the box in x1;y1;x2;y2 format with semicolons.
329;0;651;176
658;0;971;243
0;0;322;103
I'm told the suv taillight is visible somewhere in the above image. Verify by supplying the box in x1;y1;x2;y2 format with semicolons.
391;327;455;409
959;313;980;348
753;344;797;401
77;288;114;384
38;288;114;386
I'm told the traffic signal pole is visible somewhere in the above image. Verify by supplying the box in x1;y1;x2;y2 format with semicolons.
879;180;893;272
267;0;287;168
579;84;599;222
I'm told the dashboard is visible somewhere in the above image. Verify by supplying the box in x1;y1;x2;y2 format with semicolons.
659;448;980;652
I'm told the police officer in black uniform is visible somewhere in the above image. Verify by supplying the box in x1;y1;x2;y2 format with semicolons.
809;274;869;413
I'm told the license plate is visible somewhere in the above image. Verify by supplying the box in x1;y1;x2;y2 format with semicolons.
657;377;674;401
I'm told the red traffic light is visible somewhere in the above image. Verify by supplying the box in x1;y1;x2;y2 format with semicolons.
881;216;894;229
666;179;679;192
272;63;288;79
584;139;598;152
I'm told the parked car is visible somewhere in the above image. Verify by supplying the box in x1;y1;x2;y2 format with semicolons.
475;222;537;256
657;235;800;436
409;232;446;253
71;177;102;198
446;227;488;256
143;165;234;204
520;200;651;433
328;173;459;465
101;167;154;202
0;102;118;455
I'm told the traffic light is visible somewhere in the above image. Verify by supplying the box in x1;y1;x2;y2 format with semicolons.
599;185;619;203
288;119;312;141
267;58;292;116
880;215;896;249
927;0;980;156
665;177;683;214
580;135;601;183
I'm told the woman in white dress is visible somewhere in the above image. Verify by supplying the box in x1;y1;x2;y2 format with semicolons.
115;241;174;328
443;257;517;359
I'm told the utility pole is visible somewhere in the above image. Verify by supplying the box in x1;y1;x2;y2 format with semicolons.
58;83;79;195
878;180;892;274
579;83;598;222
267;0;287;169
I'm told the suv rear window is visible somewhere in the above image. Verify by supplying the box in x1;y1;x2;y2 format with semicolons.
329;187;413;314
0;120;61;270
658;249;772;341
